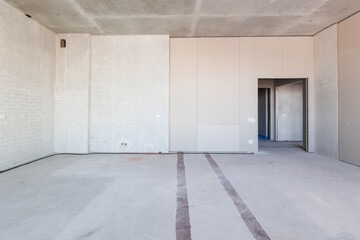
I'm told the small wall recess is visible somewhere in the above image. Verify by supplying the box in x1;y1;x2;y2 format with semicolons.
60;39;66;48
25;14;32;18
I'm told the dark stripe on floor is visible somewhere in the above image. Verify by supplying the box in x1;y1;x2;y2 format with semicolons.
176;152;192;240
205;153;271;240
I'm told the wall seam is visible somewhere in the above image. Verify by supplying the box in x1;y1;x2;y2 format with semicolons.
87;34;92;153
196;38;199;151
239;37;241;151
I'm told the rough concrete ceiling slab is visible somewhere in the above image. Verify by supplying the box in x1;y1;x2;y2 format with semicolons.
97;16;194;36
3;0;360;37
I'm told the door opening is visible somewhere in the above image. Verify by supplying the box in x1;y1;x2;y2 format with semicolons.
258;78;308;151
258;88;270;140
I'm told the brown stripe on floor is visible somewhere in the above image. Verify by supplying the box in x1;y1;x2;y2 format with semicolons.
205;153;271;240
176;152;192;240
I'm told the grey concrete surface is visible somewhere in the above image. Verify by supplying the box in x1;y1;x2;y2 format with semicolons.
259;140;303;149
276;82;303;141
3;0;360;36
1;150;360;239
0;154;177;240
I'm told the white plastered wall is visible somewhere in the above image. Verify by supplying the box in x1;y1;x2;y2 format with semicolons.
0;1;56;170
170;37;314;153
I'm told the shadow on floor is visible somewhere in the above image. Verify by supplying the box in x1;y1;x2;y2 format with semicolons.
259;141;304;150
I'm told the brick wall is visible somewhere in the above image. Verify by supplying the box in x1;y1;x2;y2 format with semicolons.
0;1;56;170
54;35;169;153
54;34;90;153
90;36;169;153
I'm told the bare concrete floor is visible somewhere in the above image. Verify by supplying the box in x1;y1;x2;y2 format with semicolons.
259;140;304;149
0;147;360;240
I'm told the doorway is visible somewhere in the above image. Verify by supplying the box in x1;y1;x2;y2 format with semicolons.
258;78;308;151
258;88;270;140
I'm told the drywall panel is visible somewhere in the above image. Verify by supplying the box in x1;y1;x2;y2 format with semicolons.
239;63;259;151
282;38;314;77
276;82;303;141
240;37;283;65
169;37;314;153
55;34;90;153
170;39;198;151
198;125;240;151
0;1;56;170
338;13;360;166
314;25;338;159
338;13;360;54
197;38;240;151
90;35;169;153
239;38;284;152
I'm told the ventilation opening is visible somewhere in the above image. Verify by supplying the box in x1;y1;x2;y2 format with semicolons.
60;39;66;48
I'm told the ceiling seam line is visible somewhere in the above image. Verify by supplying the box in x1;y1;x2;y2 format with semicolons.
68;0;105;34
191;0;202;37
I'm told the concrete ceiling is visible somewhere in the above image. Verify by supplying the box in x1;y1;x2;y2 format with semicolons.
4;0;360;37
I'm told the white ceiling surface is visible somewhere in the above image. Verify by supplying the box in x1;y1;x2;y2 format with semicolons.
4;0;360;37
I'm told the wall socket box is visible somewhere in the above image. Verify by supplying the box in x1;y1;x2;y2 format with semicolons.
0;115;6;120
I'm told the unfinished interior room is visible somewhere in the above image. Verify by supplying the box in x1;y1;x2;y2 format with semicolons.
1;0;360;239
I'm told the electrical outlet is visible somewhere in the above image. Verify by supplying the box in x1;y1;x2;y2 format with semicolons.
0;115;6;120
